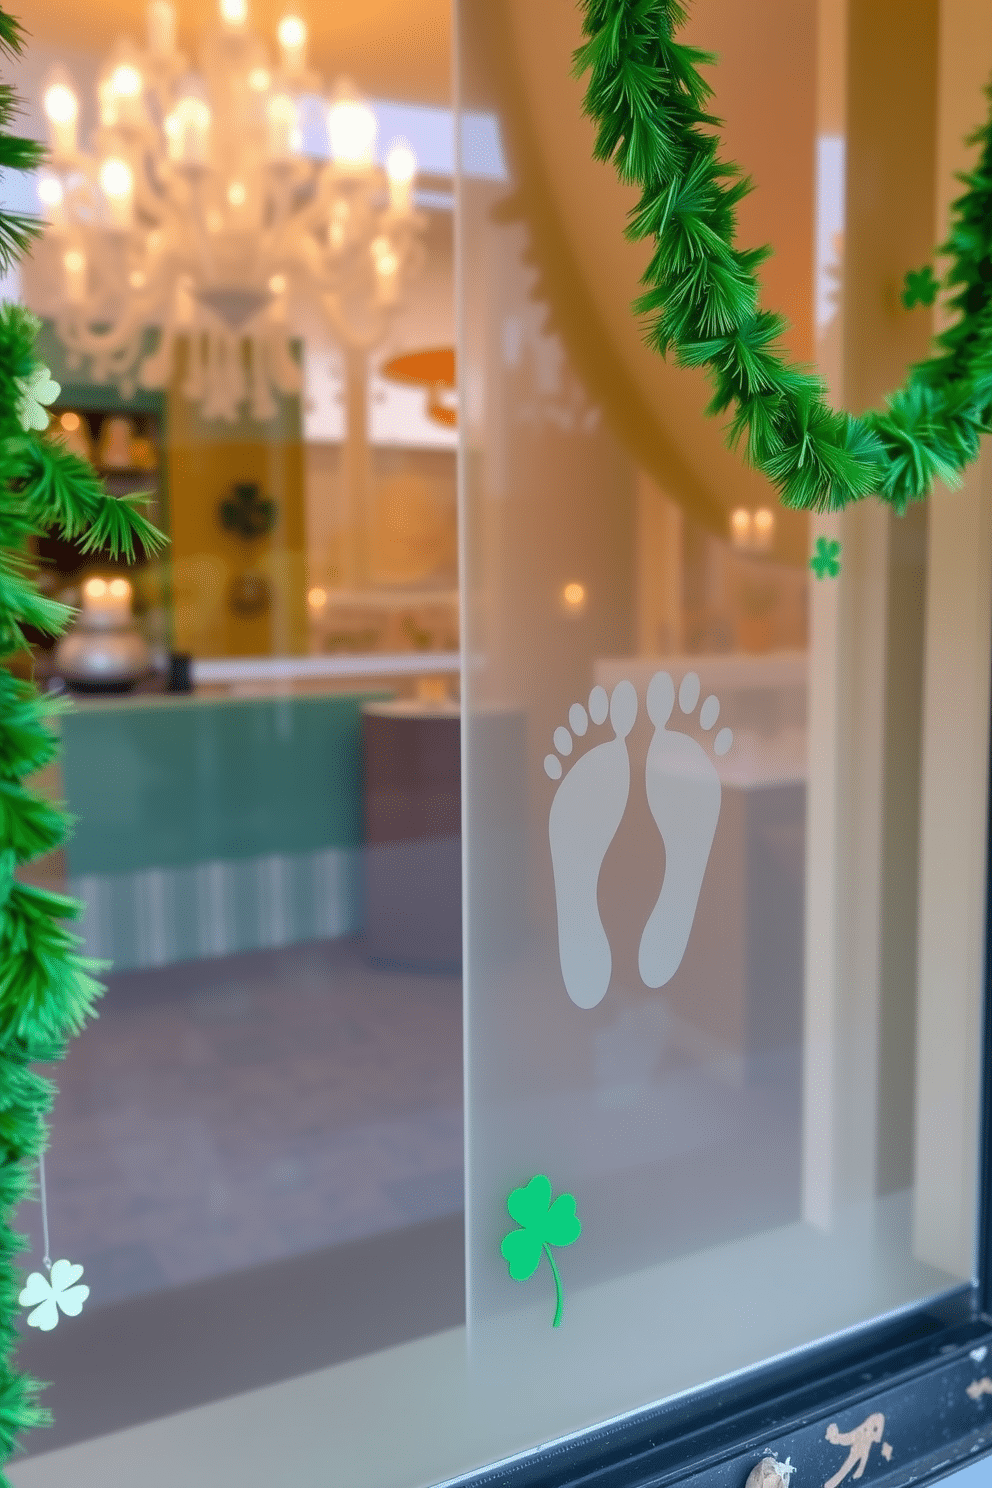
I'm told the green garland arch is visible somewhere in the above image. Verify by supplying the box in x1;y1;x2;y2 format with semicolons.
575;0;992;515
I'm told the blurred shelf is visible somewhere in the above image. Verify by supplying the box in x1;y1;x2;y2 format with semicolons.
192;651;460;686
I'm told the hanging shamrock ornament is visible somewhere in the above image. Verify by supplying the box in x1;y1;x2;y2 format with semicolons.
14;364;60;432
19;1261;89;1333
501;1174;581;1328
18;1143;89;1331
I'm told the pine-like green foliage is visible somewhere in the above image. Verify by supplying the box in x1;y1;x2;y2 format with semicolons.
0;11;164;1475
575;0;992;512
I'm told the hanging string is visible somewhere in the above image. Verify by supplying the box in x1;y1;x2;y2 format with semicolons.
37;1147;51;1272
18;1115;91;1330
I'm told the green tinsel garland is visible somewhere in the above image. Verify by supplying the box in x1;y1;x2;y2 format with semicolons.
0;9;164;1474
575;0;992;514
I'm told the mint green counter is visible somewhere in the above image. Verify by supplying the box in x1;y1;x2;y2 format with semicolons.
60;692;387;972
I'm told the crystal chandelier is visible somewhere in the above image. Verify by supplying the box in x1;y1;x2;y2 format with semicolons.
27;0;426;422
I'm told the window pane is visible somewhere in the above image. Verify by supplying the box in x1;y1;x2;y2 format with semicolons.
5;0;992;1482
458;0;990;1461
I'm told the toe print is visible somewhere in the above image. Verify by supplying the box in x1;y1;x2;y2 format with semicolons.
638;670;731;989
546;681;637;1008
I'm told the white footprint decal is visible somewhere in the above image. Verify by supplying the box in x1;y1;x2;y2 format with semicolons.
545;681;638;1009
638;670;732;989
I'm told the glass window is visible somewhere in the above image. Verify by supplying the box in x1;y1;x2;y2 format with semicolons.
4;0;992;1484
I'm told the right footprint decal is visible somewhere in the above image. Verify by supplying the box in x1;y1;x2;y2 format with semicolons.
545;681;637;1009
638;670;732;989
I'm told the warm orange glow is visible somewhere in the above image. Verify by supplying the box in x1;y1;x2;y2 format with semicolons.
308;586;328;611
753;507;775;548
562;582;586;610
60;412;80;432
730;508;752;547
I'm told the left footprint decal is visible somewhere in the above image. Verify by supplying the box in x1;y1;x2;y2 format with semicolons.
545;681;637;1008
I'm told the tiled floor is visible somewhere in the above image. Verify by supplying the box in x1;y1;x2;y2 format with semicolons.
19;938;463;1309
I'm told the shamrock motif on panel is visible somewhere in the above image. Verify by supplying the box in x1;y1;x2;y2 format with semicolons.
810;536;842;579
501;1174;581;1328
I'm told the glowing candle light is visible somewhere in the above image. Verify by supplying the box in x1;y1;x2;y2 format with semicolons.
386;139;416;213
83;575;133;621
266;93;299;159
328;94;376;171
753;507;775;551
730;508;752;549
63;247;87;303
99;156;134;227
165;95;211;166
276;14;307;72
37;174;65;226
43;78;78;157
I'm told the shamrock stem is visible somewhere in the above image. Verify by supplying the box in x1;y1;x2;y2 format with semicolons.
544;1244;564;1328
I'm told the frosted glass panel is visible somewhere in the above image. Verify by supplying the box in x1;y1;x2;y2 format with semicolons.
459;0;986;1453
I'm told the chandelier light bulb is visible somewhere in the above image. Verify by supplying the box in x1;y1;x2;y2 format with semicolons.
129;268;146;288
100;56;145;127
99;156;135;226
84;577;108;602
371;237;398;276
219;0;247;27
247;66;269;91
268;273;286;294
266;93;299;159
328;96;376;171
147;0;177;56
43;80;79;155
166;95;211;165
371;235;400;304
99;157;133;199
62;247;87;302
37;175;65;224
108;577;132;601
110;63;142;98
44;82;78;124
276;14;307;69
386;139;416;212
227;180;247;206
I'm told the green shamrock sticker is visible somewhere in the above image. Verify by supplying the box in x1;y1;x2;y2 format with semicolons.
810;535;842;579
901;264;939;309
500;1174;581;1328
